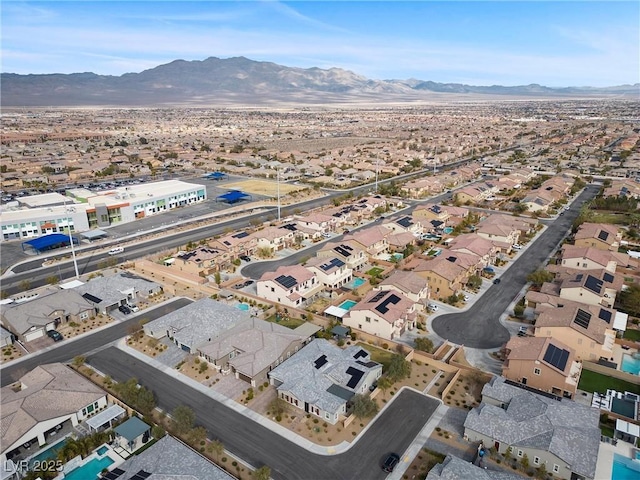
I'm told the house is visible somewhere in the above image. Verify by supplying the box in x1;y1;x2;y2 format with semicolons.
252;226;295;253
454;182;498;204
412;203;451;224
344;289;417;340
294;212;338;234
143;298;250;353
410;257;469;300
268;339;382;424
401;178;445;198
317;241;368;271
344;226;389;257
113;417;152;454
560;245;630;273
533;300;616;361
475;222;520;247
603;179;640;199
75;272;163;315
480;213;538;236
448;234;499;266
197;318;310;386
386;231;418;253
381;216;423;236
574;223;622;251
426;455;522;480
1;363;108;462
257;265;323;308
304;256;353;290
557;270;620;308
209;231;257;258
464;376;600;480
111;435;235;480
502;336;582;399
1;289;95;342
173;246;231;275
378;270;430;306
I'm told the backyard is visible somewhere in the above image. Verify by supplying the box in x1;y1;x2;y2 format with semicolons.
578;368;640;395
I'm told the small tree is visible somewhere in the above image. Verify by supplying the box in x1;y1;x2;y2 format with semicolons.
171;405;196;435
269;396;287;418
189;425;207;445
414;337;434;353
72;355;86;367
253;465;271;480
151;425;166;439
536;462;548;479
466;275;482;289
351;393;379;419
214;271;221;286
376;376;393;394
513;304;525;318
526;269;554;287
386;354;411;382
521;453;530;470
210;439;224;460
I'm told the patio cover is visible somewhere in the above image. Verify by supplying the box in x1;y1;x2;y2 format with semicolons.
613;311;628;331
324;305;348;318
81;229;109;240
86;404;125;431
616;419;640;438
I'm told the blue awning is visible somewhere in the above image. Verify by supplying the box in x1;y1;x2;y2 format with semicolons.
216;190;251;203
22;233;79;253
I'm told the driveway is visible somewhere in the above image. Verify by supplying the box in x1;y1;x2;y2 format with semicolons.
431;185;599;349
88;347;441;480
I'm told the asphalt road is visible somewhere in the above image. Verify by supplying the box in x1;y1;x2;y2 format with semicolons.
0;297;192;387
431;184;600;348
88;347;440;480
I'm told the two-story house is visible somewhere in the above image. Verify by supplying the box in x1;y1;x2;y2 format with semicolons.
574;223;622;251
344;289;417;340
304;257;353;290
378;270;430;307
316;241;368;271
257;265;323;308
252;226;296;253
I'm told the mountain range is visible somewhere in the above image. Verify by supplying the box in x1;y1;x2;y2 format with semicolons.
2;56;638;107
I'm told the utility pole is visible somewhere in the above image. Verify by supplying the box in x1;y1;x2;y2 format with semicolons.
276;166;281;222
65;199;80;279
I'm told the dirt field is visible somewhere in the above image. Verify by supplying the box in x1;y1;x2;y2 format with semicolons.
223;179;306;197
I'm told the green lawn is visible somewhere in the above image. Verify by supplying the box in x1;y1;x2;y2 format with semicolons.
366;267;384;277
265;315;305;330
623;329;640;341
356;342;396;369
578;369;640;395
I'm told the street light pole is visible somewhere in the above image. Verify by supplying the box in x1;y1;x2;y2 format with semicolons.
65;199;80;279
276;166;281;222
375;157;379;193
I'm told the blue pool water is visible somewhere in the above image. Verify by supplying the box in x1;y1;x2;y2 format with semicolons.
96;446;109;456
344;277;365;290
29;438;67;466
392;253;404;261
63;456;114;480
621;354;640;375
338;300;357;310
236;303;250;311
443;227;454;234
612;453;640;480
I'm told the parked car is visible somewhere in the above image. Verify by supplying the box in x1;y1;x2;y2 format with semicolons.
493;278;501;285
239;255;251;262
518;326;528;337
428;304;439;312
382;453;400;473
463;294;470;302
128;304;139;313
244;280;255;286
322;232;331;238
118;305;132;314
47;330;63;342
108;246;124;255
512;244;522;250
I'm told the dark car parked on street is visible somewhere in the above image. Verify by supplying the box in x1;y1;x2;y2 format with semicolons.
118;305;132;314
382;453;400;473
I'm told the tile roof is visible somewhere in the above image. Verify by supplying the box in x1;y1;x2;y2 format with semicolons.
465;377;600;479
1;363;106;452
426;454;522;480
379;270;428;295
349;289;414;323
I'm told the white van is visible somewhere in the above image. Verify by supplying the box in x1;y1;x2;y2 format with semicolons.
108;247;124;255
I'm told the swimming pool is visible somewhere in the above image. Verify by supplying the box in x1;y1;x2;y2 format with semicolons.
338;300;357;310
611;453;640;480
236;303;250;311
96;445;109;456
621;354;640;376
29;437;67;466
63;456;114;480
443;227;454;234
344;277;365;290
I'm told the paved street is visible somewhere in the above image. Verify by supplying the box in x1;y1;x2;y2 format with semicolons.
0;297;192;386
431;184;599;348
88;347;441;480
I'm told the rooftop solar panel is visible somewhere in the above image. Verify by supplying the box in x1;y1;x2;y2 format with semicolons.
334;246;352;257
319;258;345;271
576;274;584;281
574;308;592;329
368;291;388;303
82;293;103;304
314;355;328;369
603;272;614;283
543;344;570;371
375;293;402;314
353;349;368;359
130;471;152;480
584;275;603;294
397;216;413;228
345;366;365;389
597;230;610;241
598;308;612;323
275;275;297;289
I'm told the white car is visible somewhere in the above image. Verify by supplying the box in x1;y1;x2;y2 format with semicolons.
512;244;522;250
463;294;470;301
428;304;439;312
108;246;124;255
322;232;331;238
128;304;139;313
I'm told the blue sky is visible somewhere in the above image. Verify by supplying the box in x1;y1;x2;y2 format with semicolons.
2;1;638;87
